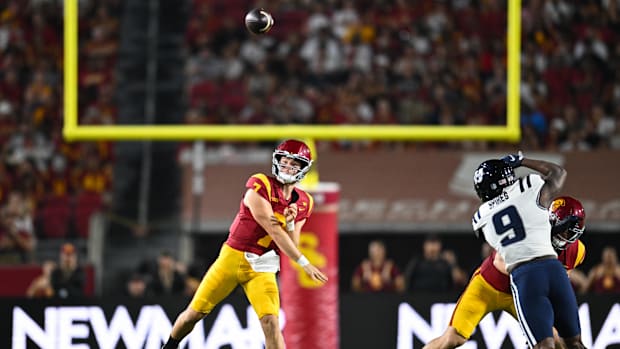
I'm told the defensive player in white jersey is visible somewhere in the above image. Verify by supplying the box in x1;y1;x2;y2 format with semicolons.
471;152;585;349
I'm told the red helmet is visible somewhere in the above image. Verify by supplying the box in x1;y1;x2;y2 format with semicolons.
272;139;313;184
549;196;586;250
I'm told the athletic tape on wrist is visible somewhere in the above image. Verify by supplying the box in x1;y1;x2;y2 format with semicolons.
286;220;295;232
297;255;310;267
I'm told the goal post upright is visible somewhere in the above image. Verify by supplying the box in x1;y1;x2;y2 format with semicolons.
63;0;521;143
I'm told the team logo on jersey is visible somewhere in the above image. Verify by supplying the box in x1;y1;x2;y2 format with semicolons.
299;203;306;211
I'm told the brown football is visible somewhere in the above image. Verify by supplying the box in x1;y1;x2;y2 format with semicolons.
244;8;274;35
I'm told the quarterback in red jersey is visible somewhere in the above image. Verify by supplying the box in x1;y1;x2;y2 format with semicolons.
162;140;327;349
423;196;586;349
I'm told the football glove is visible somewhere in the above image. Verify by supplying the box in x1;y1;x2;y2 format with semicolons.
501;151;524;168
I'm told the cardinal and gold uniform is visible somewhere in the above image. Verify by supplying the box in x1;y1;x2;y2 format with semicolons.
189;173;313;318
449;240;585;339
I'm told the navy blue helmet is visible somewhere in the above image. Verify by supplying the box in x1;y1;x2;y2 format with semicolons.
473;159;516;202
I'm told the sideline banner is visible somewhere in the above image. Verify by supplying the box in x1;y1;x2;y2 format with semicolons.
280;182;340;349
341;294;620;349
1;294;618;349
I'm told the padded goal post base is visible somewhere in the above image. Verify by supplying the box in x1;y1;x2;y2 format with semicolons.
280;182;340;349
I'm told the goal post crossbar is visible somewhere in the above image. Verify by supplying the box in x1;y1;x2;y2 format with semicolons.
63;0;521;142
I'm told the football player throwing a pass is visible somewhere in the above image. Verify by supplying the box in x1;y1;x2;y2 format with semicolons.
162;139;327;349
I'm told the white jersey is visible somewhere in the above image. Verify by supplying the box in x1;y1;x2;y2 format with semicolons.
472;174;557;270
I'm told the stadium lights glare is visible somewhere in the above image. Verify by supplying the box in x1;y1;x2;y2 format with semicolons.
62;0;521;142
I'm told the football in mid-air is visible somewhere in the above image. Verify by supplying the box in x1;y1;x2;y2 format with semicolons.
244;8;274;35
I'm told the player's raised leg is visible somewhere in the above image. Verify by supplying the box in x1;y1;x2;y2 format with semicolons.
423;267;515;349
162;246;239;349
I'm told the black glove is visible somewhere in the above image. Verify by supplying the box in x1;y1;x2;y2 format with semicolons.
502;151;524;168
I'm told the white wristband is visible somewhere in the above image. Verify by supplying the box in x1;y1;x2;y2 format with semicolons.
297;255;310;267
286;220;295;232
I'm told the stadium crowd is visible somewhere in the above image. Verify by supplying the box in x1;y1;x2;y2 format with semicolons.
1;0;619;298
0;1;115;267
185;0;620;150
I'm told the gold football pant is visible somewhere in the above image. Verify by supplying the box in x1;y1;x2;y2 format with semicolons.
449;269;517;339
190;243;280;318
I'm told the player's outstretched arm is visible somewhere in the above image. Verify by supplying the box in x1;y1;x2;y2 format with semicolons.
502;151;566;208
521;157;566;208
244;189;327;283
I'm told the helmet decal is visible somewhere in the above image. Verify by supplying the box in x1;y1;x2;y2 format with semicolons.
474;168;485;184
550;197;566;212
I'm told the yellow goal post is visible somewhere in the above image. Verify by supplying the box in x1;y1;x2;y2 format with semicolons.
63;0;521;142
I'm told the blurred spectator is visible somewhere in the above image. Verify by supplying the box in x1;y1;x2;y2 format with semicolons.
26;259;56;298
71;148;112;195
300;26;345;78
351;239;405;293
0;190;36;264
69;148;109;238
44;153;71;197
184;262;205;297
50;243;86;298
148;250;186;296
586;246;620;294
125;273;149;299
574;27;608;63
441;249;468;291
567;267;589;295
404;234;454;293
586;103;616;148
0;163;12;205
11;158;46;210
83;7;119;61
239;33;269;68
331;0;360;41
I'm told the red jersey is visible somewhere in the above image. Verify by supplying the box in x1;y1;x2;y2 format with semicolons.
480;240;586;294
353;260;403;292
226;173;314;255
590;273;620;294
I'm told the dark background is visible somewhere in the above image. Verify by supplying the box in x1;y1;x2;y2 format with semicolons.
192;231;619;294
